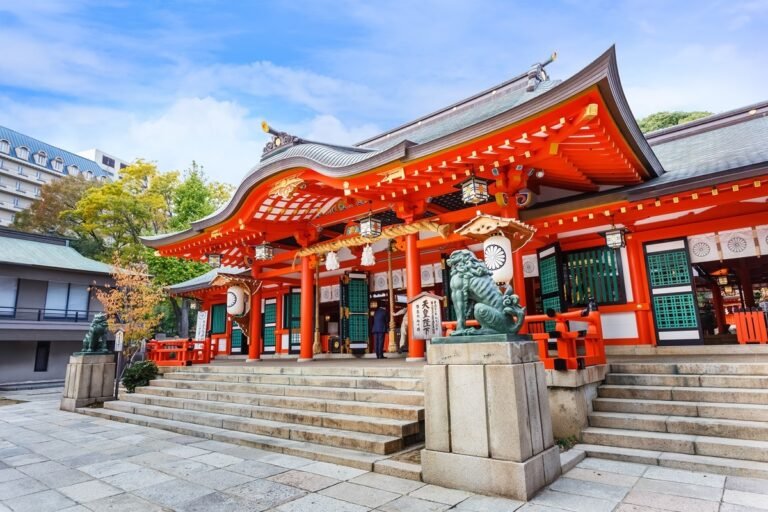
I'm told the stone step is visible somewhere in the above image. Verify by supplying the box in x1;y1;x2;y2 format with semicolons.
163;371;424;391
606;372;768;388
104;400;404;455
581;427;768;463
163;365;425;379
119;392;421;438
609;362;768;376
151;378;425;406
593;397;768;422
573;443;768;479
135;385;424;421
588;411;768;441
78;406;387;471
597;385;768;404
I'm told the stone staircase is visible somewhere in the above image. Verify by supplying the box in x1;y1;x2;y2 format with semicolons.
576;360;768;478
79;365;424;476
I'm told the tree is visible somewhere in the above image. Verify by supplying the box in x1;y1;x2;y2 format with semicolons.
171;161;233;231
637;111;712;133
95;255;165;352
12;175;103;258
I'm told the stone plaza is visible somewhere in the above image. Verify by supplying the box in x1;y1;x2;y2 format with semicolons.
1;387;767;512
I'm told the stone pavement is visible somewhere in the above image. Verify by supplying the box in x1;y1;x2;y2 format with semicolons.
1;389;767;511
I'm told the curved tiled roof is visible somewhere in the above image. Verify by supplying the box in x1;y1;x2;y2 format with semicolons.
143;46;662;248
0;126;110;178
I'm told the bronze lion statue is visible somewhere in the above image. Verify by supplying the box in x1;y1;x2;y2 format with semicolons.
80;313;110;353
447;249;525;336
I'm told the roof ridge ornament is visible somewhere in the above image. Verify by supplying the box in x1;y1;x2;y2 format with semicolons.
261;121;304;160
526;51;557;92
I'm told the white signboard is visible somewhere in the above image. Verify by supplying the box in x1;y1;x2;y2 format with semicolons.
114;330;124;352
410;292;443;340
194;311;208;341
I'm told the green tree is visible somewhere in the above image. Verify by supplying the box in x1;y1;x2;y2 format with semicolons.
12;175;103;258
637;111;712;133
171;161;233;231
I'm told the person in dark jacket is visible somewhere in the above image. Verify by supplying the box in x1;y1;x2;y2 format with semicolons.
372;306;388;359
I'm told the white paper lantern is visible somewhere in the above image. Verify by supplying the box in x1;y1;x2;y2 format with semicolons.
227;286;250;317
483;235;513;284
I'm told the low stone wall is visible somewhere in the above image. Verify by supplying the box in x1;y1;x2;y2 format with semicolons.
546;364;608;440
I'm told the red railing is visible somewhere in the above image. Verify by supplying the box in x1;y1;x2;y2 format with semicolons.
441;310;605;371
523;310;605;370
732;308;768;344
146;338;215;366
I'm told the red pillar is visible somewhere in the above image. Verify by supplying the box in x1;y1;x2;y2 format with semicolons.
406;233;425;360
710;283;727;334
512;251;526;308
299;255;314;361
627;236;654;344
248;286;262;362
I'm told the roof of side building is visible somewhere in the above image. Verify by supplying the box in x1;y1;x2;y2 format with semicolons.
0;125;111;178
0;228;112;275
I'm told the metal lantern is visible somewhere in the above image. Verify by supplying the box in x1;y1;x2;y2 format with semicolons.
717;275;728;286
460;175;489;204
605;228;626;249
206;253;222;268
359;214;382;238
254;241;274;261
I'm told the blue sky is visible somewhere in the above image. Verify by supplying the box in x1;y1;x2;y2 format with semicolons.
0;0;766;184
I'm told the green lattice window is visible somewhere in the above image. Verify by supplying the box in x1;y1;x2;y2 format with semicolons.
653;294;698;329
210;304;226;334
263;326;276;348
231;327;243;349
264;303;276;324
348;280;368;312
566;247;624;306
289;293;301;328
349;315;368;341
647;251;691;287
539;257;558;295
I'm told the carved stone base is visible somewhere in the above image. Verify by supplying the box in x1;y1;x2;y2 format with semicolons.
60;354;116;412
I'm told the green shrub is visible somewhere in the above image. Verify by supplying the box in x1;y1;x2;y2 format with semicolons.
122;361;159;393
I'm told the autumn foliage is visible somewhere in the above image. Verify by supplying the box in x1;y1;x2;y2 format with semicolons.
95;255;165;348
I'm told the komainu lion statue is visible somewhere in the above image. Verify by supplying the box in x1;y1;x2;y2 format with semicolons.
80;313;110;353
447;249;525;336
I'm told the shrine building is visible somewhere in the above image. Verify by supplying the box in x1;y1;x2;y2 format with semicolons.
143;46;768;360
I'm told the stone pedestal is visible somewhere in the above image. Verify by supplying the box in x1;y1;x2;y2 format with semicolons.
60;354;116;412
422;337;561;501
546;364;608;440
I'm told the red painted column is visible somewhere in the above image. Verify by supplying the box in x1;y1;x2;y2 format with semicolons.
504;202;527;307
299;255;314;361
626;236;654;344
406;233;425;360
248;285;262;362
710;283;727;335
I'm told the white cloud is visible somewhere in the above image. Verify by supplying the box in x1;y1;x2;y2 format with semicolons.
0;95;384;185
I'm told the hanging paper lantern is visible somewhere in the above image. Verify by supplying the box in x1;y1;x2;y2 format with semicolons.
483;235;513;284
226;285;250;317
325;251;340;271
361;244;376;267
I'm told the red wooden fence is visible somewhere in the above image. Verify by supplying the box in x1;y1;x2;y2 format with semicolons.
732;308;768;344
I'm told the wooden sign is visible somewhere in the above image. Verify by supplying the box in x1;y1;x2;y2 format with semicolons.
194;311;208;341
409;292;443;340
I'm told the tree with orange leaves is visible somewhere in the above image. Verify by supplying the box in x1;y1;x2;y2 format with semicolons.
95;255;165;352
